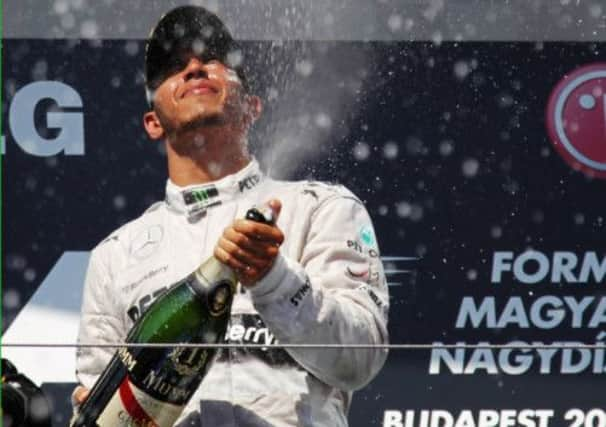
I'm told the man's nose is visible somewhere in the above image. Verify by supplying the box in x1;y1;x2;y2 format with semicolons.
183;58;208;81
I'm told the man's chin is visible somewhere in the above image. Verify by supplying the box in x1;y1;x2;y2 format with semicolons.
180;112;225;133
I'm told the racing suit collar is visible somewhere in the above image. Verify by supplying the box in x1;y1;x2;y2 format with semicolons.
165;158;263;219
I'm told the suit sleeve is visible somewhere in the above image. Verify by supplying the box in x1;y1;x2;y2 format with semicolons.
74;247;123;390
249;195;389;391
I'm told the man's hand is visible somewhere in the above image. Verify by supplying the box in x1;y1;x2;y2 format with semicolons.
214;199;284;286
72;385;89;406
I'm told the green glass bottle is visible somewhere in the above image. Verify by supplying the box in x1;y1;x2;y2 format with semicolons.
70;207;272;427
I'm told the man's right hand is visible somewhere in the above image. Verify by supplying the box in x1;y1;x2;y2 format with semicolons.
72;385;90;406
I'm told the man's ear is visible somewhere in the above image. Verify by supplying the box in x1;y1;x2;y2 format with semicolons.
247;95;263;122
143;111;165;140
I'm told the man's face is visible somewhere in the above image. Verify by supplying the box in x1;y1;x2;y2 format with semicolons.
149;53;250;137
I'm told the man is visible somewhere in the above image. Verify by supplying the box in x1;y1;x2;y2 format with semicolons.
73;5;389;426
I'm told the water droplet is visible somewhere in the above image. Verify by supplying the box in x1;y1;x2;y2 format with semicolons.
498;93;514;108
4;289;21;309
410;205;424;221
454;61;471;81
113;195;126;211
462;158;479;177
406;137;425;156
227;49;244;68
579;94;596;110
396;201;412;218
81;20;99;38
439;140;454;156
353;142;370;161
431;31;443;46
24;268;37;283
383;141;398;159
26;177;37;191
574;213;585;225
531;210;544;224
490;226;502;239
315;113;332;129
32;60;49;80
53;0;69;14
589;4;603;18
45;156;58;168
124;41;139;56
192;39;205;55
29;395;51;420
388;14;403;32
295;60;314;77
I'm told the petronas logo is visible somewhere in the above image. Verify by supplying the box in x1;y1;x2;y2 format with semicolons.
359;225;377;249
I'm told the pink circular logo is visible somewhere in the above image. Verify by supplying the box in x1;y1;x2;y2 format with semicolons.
546;63;606;179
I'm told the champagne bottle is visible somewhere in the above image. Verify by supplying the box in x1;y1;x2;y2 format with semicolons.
71;207;273;427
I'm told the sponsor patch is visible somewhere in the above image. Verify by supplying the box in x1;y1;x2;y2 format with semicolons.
290;280;311;307
182;186;219;205
346;264;370;279
126;286;169;322
238;173;261;192
347;262;382;287
130;225;164;260
347;239;379;258
122;265;168;293
302;188;319;200
546;62;606;178
360;284;386;310
216;314;298;367
358;224;377;249
182;186;222;218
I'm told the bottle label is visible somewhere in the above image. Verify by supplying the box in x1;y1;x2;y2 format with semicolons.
207;280;233;317
97;376;184;427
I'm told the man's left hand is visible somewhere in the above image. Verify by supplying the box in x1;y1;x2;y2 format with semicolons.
214;199;284;286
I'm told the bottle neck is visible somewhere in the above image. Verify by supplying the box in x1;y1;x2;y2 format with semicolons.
185;256;237;301
195;257;235;284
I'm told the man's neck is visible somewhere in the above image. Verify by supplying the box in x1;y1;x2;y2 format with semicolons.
165;130;251;186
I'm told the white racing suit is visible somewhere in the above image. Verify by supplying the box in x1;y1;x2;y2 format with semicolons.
75;159;389;426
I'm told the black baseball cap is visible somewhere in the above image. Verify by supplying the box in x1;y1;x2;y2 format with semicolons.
144;6;248;102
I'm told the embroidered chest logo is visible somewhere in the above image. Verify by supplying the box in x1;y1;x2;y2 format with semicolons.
130;225;164;260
